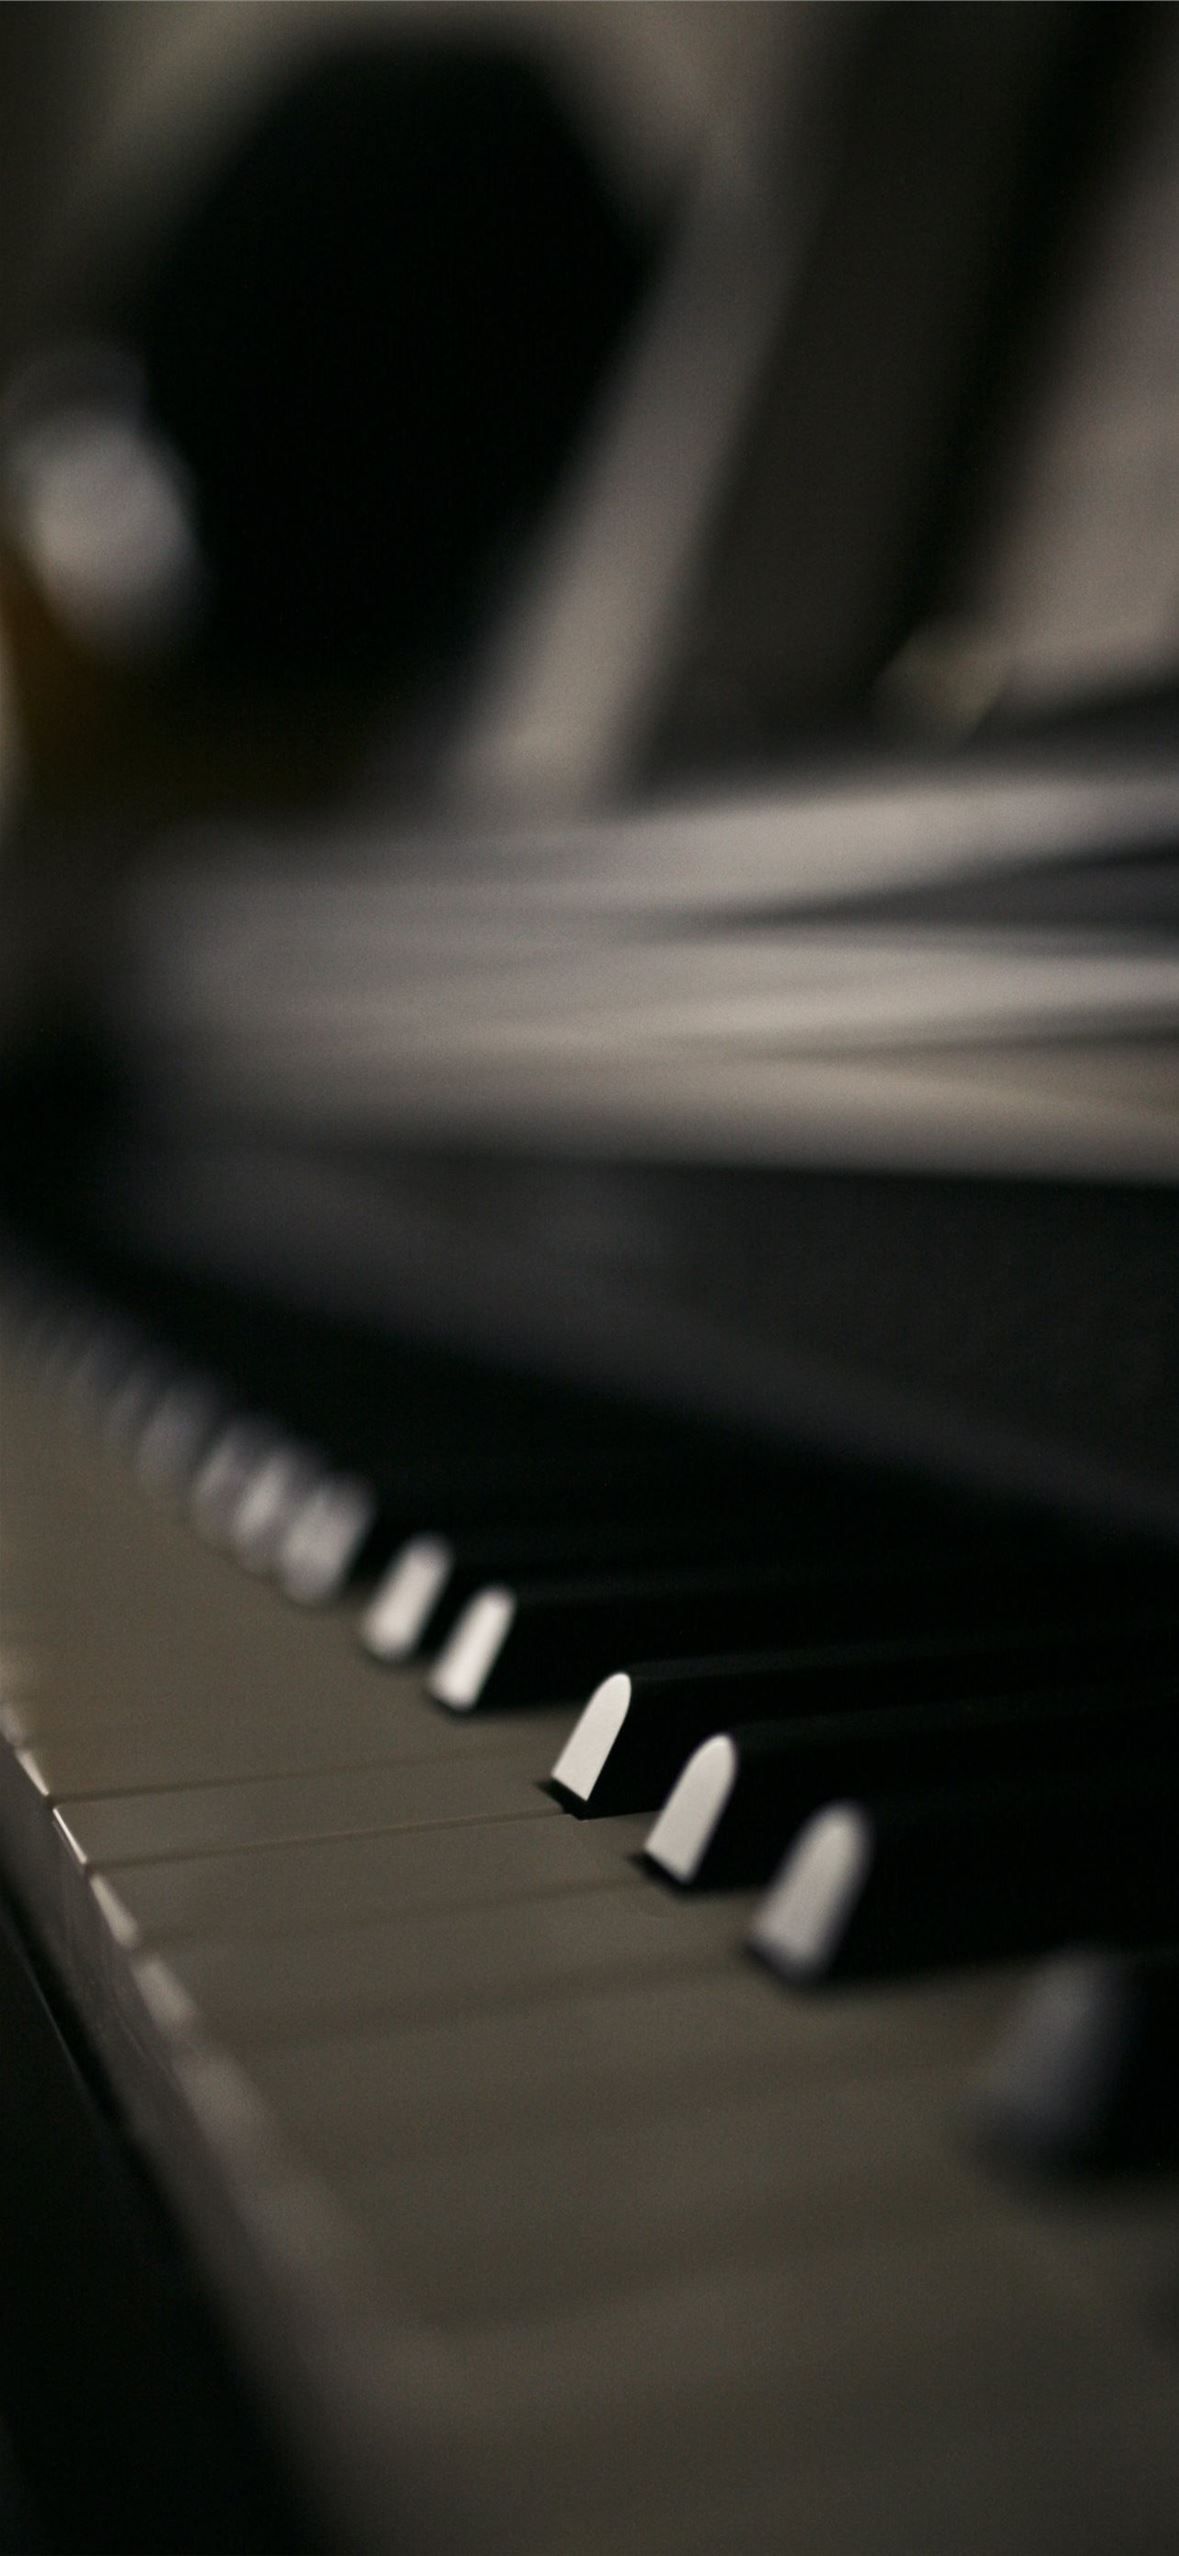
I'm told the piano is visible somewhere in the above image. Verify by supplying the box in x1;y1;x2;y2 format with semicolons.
3;7;1179;2548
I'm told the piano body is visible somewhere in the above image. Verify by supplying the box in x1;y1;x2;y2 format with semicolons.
3;7;1179;2548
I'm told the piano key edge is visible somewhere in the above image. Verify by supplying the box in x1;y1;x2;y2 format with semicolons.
0;1733;499;2555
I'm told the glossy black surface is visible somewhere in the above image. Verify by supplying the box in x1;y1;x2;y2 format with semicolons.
751;1756;1179;1985
978;1948;1179;2173
552;1618;1179;1817
647;1676;1179;1889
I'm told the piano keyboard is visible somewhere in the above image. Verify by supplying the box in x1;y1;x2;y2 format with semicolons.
3;1265;1179;2553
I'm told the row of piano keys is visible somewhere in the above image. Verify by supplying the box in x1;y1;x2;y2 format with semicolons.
3;1247;1179;2549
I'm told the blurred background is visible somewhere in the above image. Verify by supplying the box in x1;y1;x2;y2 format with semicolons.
4;1;1179;1515
4;5;1179;822
3;6;1178;917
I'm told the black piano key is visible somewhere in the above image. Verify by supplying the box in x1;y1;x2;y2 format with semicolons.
84;1261;744;1489
225;1318;773;1500
427;1552;1176;1715
228;1441;328;1574
62;1313;146;1411
282;1442;789;1613
362;1518;757;1661
134;1375;229;1499
645;1674;1179;1888
974;1946;1179;2174
358;1501;946;1663
549;1617;1179;1816
749;1757;1179;1986
428;1566;855;1713
127;1282;753;1593
276;1473;382;1605
109;1345;311;1553
152;1252;1074;1615
356;1529;454;1649
188;1417;291;1546
278;1419;794;1606
343;1489;788;1635
102;1349;185;1453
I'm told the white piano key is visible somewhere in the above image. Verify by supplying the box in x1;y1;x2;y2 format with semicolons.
245;1966;1009;2174
19;1714;552;1799
430;2227;1179;2556
53;1747;561;1864
108;1813;651;1944
154;1884;727;2044
346;2063;982;2326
